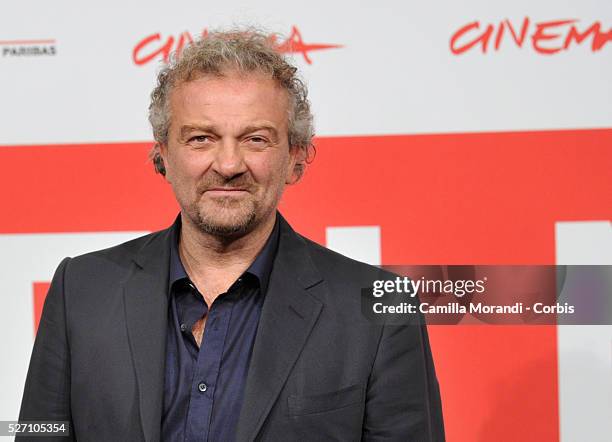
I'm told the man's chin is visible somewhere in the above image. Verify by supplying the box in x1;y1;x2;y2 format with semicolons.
195;208;257;238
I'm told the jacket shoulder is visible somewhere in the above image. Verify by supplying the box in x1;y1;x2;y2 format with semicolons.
66;228;169;272
299;234;393;285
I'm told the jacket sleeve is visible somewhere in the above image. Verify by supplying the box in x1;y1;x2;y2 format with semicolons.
362;320;445;442
17;257;76;442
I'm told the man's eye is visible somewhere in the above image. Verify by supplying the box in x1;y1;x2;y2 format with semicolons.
247;136;267;145
189;135;211;143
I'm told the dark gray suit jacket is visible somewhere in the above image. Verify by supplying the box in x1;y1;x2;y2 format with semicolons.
19;214;444;441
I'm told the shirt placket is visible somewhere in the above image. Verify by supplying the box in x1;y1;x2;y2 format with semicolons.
185;292;236;442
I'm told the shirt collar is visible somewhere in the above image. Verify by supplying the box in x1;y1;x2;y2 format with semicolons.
169;213;280;294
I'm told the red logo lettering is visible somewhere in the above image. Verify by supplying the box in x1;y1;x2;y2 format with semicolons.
450;17;611;55
133;26;341;66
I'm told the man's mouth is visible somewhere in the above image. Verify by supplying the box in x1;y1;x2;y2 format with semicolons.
204;187;249;196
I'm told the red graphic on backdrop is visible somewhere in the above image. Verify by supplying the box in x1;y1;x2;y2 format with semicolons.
133;26;341;66
450;18;612;55
33;282;50;334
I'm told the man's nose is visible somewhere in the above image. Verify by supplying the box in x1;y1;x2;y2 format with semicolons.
212;140;247;179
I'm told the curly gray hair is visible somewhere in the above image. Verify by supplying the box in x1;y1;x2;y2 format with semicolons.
148;28;315;176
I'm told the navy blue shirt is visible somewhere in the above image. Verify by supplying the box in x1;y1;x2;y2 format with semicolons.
162;215;279;442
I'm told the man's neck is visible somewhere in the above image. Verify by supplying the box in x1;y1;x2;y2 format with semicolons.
177;212;276;304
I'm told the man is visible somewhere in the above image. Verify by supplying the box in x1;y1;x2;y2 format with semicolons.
19;30;444;441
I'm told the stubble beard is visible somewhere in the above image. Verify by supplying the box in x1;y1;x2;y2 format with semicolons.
184;171;261;239
193;196;260;239
183;170;285;241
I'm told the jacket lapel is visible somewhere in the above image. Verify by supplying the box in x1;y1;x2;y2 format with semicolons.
123;228;172;442
235;215;325;442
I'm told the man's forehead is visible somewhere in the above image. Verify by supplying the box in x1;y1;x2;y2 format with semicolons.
169;71;288;113
167;70;290;132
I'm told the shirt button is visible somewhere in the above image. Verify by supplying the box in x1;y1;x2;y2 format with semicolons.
198;382;207;392
180;323;187;332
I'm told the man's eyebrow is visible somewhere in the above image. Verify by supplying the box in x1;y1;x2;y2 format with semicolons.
240;125;279;138
179;124;217;139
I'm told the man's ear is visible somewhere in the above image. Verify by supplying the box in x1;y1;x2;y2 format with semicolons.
152;142;169;178
286;146;307;185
